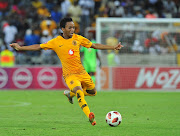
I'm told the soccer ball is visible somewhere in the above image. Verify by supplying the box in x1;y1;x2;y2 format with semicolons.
105;111;122;127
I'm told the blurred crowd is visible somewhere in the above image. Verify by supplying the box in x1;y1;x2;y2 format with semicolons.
0;0;180;65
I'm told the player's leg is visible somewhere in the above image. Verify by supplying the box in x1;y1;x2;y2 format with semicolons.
66;88;97;100
81;73;97;96
89;72;96;84
89;62;96;83
64;77;96;103
63;76;77;104
84;62;96;85
86;87;97;96
64;75;96;125
82;85;97;96
72;86;96;126
64;90;75;104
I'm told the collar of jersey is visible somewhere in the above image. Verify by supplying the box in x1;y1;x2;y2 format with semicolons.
59;34;75;40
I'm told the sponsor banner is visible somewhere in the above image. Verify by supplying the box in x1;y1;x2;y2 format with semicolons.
33;67;67;89
113;67;180;89
112;67;139;89
100;67;109;90
0;67;68;90
135;67;180;89
0;68;9;89
10;68;34;89
2;66;180;90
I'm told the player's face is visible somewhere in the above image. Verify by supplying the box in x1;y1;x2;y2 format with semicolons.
63;22;75;38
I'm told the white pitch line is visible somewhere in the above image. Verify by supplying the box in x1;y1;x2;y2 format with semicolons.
0;101;31;107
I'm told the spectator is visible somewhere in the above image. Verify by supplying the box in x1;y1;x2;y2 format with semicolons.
12;5;26;17
51;6;63;24
145;9;157;18
98;3;111;17
0;0;9;17
40;17;57;36
134;10;144;18
94;0;101;15
15;34;26;64
0;0;179;66
45;0;55;12
79;0;94;35
132;39;144;53
37;5;50;18
24;29;40;57
112;1;125;17
163;0;177;15
61;0;71;17
144;34;163;54
31;0;43;9
3;21;18;49
68;0;82;23
0;46;15;67
40;30;54;64
107;50;119;66
106;36;120;66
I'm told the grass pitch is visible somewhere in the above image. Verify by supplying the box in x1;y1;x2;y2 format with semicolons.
0;90;179;136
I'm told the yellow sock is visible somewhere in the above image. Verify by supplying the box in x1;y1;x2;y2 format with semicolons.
83;87;89;96
76;90;90;118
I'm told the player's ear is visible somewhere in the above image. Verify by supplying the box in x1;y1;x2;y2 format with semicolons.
61;27;65;32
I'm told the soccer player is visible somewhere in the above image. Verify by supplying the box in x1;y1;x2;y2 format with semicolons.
80;40;101;84
10;17;123;126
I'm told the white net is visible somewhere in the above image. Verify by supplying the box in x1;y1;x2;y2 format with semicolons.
96;18;180;66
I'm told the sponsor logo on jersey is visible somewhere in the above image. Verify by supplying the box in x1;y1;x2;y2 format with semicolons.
70;80;74;84
72;40;77;46
68;49;74;56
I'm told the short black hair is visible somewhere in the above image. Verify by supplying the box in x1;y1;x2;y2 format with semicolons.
60;17;73;29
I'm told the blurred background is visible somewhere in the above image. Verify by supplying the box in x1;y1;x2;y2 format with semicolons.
0;0;180;90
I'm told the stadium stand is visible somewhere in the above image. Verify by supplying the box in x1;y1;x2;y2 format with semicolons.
0;0;179;65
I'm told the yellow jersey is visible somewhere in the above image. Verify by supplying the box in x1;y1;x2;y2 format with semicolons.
40;34;92;79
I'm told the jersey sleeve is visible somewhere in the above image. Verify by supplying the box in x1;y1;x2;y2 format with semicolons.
40;38;56;50
79;35;92;48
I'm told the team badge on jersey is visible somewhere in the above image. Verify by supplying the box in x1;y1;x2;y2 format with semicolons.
68;49;74;56
72;40;77;46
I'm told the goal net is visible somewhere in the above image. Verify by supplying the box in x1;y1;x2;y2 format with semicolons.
96;18;180;66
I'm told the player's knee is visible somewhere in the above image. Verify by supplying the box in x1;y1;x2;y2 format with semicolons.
72;86;82;94
93;90;97;96
86;89;97;96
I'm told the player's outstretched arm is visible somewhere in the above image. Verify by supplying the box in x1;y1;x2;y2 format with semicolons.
10;43;41;51
91;42;123;50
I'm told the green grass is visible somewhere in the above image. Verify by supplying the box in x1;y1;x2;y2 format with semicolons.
0;91;179;136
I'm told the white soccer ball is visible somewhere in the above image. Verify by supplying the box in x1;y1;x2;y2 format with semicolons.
105;111;122;127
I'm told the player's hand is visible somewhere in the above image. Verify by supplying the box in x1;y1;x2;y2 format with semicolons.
9;43;21;51
114;42;124;50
